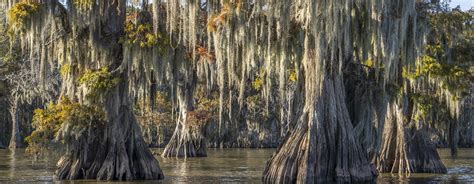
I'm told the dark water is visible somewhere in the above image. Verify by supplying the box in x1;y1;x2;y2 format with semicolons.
0;148;473;183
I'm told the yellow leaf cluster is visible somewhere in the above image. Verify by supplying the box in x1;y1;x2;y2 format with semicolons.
79;67;120;99
289;69;297;82
7;2;41;30
26;98;105;154
252;77;263;91
124;22;169;52
60;64;71;77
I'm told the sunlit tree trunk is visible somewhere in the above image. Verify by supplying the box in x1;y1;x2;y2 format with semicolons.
162;48;206;158
8;96;22;149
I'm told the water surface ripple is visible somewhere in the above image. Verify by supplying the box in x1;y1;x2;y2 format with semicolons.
0;148;473;183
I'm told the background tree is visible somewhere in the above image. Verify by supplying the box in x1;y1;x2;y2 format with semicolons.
4;63;59;149
368;0;472;174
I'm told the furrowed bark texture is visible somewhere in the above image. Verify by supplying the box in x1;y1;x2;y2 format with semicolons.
263;76;378;183
56;76;164;180
263;0;378;182
375;101;447;174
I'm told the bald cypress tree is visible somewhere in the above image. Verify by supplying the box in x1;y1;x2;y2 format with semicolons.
8;0;163;180
8;0;471;182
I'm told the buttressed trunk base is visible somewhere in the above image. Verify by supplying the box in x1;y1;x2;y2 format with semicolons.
162;83;206;158
56;74;164;180
263;75;378;183
376;102;447;174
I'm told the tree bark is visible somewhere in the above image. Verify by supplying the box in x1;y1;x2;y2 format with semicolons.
448;119;458;157
263;75;377;183
55;78;164;180
375;101;447;174
162;53;206;158
262;0;378;182
8;97;22;149
54;0;163;180
161;118;207;158
161;86;207;158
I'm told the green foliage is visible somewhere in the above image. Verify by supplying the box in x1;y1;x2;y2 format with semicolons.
7;2;42;32
362;58;385;71
422;8;473;96
403;7;473;97
411;93;435;122
124;22;169;52
195;90;220;113
402;55;440;79
428;8;472;43
1;53;20;64
403;52;470;98
410;92;454;129
404;7;473;128
79;67;120;100
26;98;105;154
0;14;10;64
0;48;20;96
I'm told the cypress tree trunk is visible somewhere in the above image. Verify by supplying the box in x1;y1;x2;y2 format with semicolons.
161;85;207;158
54;0;164;180
8;97;22;149
262;1;378;181
375;100;447;174
448;119;459;157
263;74;377;183
56;76;164;180
162;48;206;158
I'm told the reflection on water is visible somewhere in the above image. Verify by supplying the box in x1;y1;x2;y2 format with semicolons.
157;149;270;183
0;148;57;183
377;149;474;183
0;148;473;183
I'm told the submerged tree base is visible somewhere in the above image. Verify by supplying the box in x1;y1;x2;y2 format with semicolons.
262;77;378;183
55;75;164;180
162;123;207;158
55;113;164;180
375;102;447;174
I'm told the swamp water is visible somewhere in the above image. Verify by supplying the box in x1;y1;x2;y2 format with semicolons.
0;148;473;183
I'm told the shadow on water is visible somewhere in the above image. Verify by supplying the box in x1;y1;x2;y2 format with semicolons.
0;148;473;183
